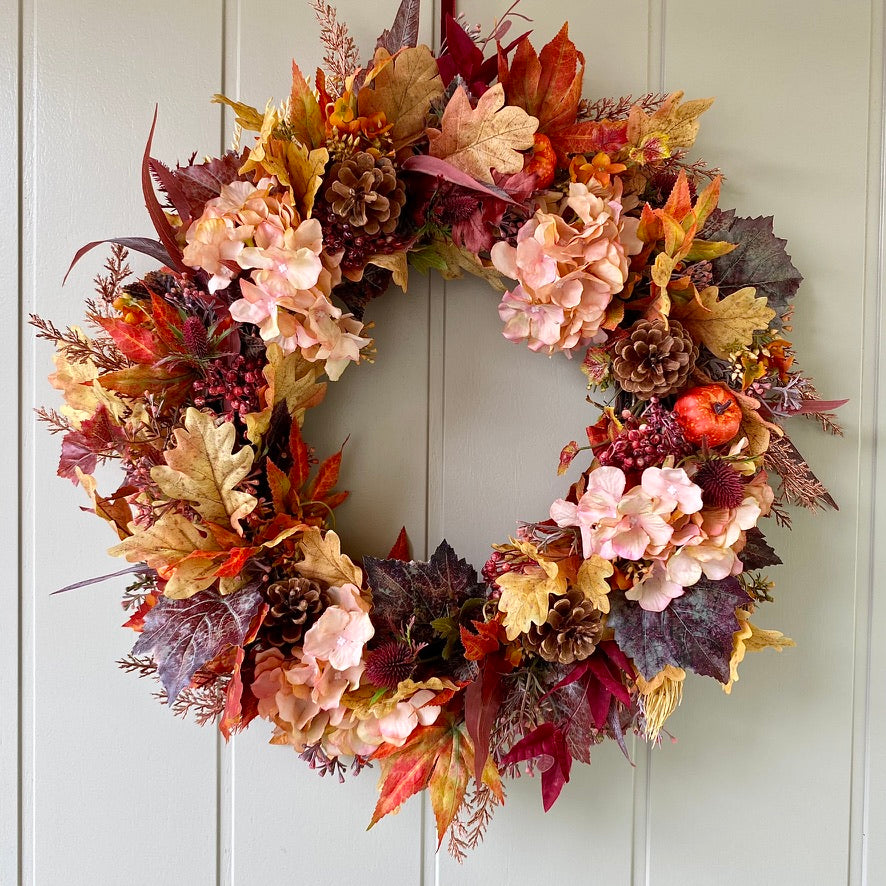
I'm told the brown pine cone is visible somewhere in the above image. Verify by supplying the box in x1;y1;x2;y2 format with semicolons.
524;590;604;665
324;152;406;236
612;319;697;399
262;577;330;650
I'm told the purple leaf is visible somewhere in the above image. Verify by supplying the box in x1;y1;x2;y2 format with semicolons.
58;431;98;482
375;0;420;53
607;577;750;683
704;210;803;327
64;237;174;284
132;585;264;702
791;398;849;415
165;152;245;222
464;654;505;782
739;527;783;571
364;540;485;641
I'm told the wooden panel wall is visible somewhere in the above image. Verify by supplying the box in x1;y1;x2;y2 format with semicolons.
4;1;884;883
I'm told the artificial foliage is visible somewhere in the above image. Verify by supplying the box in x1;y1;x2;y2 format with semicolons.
34;0;844;858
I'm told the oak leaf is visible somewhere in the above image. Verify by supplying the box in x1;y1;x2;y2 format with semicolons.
358;45;444;150
427;84;538;184
108;513;224;599
496;543;567;641
724;607;794;694
672;285;775;360
575;555;614;613
294;528;363;587
151;407;257;534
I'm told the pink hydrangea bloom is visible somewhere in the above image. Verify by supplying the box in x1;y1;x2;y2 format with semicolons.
640;467;704;514
302;582;374;672
626;560;685;611
491;181;639;353
356;689;442;749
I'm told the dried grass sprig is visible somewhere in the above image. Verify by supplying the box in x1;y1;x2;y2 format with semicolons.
311;0;359;94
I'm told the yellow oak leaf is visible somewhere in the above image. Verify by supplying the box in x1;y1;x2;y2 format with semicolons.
108;513;223;599
294;528;363;588
724;608;795;694
358;45;444;150
151;407;257;534
344;677;458;720
672;285;776;360
496;543;567;641
627;90;714;153
427;84;538;184
432;240;507;291
575;555;615;614
244;344;326;443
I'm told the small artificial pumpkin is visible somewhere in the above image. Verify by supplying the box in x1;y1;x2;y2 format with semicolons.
673;384;742;446
523;134;557;189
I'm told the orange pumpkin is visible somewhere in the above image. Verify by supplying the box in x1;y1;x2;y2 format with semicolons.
673;384;742;446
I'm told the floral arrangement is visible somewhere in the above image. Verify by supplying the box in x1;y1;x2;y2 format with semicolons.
35;0;845;859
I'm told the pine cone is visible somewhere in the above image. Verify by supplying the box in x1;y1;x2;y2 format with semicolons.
325;152;406;236
524;590;603;665
262;578;330;650
612;319;697;399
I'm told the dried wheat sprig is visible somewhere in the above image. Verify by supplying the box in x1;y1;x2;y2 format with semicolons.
765;434;837;512
311;0;359;94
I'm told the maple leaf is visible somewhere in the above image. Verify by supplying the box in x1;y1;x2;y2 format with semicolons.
108;513;225;599
370;717;503;845
358;45;443;150
497;25;625;159
671;285;775;360
150;152;244;227
375;0;420;54
132;585;264;703
364;540;486;642
495;542;567;641
427;84;538;184
607;577;750;683
500;722;572;812
574;555;614;614
94;316;161;364
459;618;504;662
703;210;804;328
151;407;257;534
738;527;783;571
294;528;363;587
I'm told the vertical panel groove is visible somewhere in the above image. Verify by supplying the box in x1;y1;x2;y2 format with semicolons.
218;3;241;884
631;5;665;885
849;2;885;884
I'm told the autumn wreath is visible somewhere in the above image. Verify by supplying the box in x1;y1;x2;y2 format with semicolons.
35;0;845;858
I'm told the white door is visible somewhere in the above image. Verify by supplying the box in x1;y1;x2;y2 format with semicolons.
6;1;886;883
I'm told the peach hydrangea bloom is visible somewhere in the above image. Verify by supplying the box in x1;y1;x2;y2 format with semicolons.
302;583;374;672
491;180;641;353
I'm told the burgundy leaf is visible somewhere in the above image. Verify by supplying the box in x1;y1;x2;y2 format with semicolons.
791;398;849;415
607;577;750;683
58;431;98;482
584;673;612;730
166;152;245;222
587;656;632;707
501;722;572;812
464;654;505;782
141;107;186;272
598;638;635;677
132;585;264;702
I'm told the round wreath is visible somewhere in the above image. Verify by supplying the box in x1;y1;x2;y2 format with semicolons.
36;0;844;858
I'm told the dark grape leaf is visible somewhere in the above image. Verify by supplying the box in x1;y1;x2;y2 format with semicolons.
375;0;420;53
607;577;750;683
151;152;244;226
739;527;783;571
364;540;486;639
132;585;264;702
704;210;803;326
